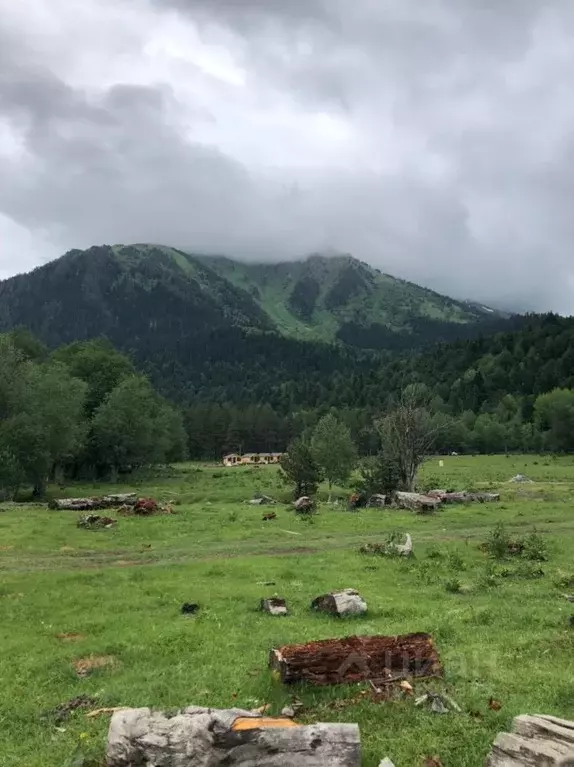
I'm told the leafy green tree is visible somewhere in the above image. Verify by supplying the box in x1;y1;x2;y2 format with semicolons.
280;438;323;498
52;339;136;416
91;376;162;475
358;451;401;498
311;413;357;489
22;363;87;489
533;388;574;452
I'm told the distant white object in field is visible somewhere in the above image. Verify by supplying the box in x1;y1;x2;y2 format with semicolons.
439;460;444;467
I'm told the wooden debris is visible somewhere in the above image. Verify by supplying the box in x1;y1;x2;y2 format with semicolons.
262;512;277;521
106;706;361;766
485;714;574;765
311;589;367;617
260;597;288;616
294;496;315;513
72;655;117;678
394;492;441;513
269;632;442;685
50;493;137;511
427;490;500;504
360;534;413;558
77;514;116;530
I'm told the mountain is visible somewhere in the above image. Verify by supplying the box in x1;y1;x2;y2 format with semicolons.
0;243;517;403
197;252;508;348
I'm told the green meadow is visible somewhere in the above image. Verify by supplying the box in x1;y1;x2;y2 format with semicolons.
1;455;573;766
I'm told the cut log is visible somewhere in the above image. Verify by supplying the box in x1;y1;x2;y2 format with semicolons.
485;714;574;766
260;597;288;616
106;706;361;766
311;589;367;617
394;492;441;513
49;494;137;511
269;632;442;685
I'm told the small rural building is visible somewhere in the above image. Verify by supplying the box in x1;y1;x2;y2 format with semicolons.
223;452;283;467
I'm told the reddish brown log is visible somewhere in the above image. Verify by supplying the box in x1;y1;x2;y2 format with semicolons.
269;633;442;686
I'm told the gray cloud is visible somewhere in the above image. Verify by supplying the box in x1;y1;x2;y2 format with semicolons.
1;0;574;312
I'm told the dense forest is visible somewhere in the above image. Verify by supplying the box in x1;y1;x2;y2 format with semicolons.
2;308;574;500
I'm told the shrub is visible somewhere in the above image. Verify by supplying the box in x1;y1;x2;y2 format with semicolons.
447;551;466;572
445;578;462;593
523;529;549;561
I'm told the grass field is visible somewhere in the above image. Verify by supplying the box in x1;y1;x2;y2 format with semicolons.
1;455;573;766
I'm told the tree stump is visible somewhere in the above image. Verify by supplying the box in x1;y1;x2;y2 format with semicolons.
260;597;288;616
311;589;367;617
106;706;361;766
269;633;442;685
485;714;574;765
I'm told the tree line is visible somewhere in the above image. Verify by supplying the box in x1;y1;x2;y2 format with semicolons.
0;331;186;499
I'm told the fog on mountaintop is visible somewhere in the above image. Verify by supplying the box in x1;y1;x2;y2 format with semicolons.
1;0;574;313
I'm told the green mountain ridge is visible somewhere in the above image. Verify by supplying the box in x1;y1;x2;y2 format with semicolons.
195;251;506;346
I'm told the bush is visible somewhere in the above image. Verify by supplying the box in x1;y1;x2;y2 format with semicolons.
523;529;549;561
554;571;574;589
482;523;525;559
445;578;462;593
447;551;466;572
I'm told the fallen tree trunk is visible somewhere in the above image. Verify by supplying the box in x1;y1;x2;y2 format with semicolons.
270;633;442;685
49;494;137;511
485;714;574;765
394;492;441;512
106;706;361;766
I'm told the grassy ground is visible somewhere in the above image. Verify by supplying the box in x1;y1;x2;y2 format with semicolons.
1;455;573;766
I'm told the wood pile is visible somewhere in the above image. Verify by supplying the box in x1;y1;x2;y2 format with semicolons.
485;714;574;765
394;492;441;513
269;632;442;685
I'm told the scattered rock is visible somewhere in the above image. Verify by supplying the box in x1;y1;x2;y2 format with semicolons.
311;588;367;617
181;603;200;616
249;495;276;506
72;655;117;678
563;595;574;602
368;494;387;508
77;514;117;530
260;597;288;616
378;759;396;767
509;474;534;483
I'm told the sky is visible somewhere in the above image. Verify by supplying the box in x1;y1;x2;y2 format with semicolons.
1;0;574;312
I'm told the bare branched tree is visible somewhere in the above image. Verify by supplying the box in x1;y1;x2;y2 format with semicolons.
376;384;439;492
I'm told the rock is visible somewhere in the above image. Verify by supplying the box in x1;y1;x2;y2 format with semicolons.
311;588;367;617
379;760;396;767
260;597;288;616
368;494;387;507
106;706;361;766
509;474;534;483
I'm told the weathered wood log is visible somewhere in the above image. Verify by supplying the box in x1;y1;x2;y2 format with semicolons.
311;589;367;617
260;597;288;616
269;633;442;685
394;492;441;512
49;494;137;511
106;706;361;766
485;714;574;765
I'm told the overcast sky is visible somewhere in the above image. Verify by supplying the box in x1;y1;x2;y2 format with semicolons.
1;0;574;312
